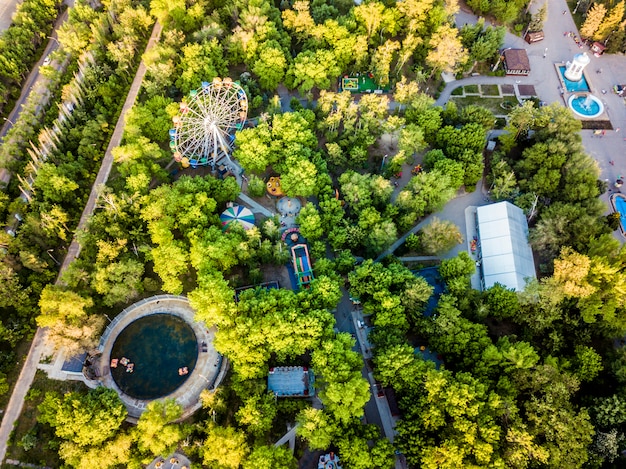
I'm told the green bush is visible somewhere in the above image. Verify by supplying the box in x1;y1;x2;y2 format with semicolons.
247;174;266;197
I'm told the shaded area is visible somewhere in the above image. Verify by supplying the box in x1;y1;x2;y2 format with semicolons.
110;314;198;400
414;267;445;317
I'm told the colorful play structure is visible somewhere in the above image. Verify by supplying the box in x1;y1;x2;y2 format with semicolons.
291;244;314;289
340;72;390;94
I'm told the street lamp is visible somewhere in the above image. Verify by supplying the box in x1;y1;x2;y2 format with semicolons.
47;36;59;45
573;0;582;14
3;117;14;125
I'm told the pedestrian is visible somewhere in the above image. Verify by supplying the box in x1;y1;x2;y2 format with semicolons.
602;130;606;136
617;128;621;133
563;9;567;14
610;160;615;165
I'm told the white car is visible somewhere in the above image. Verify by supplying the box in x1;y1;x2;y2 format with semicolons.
43;55;51;66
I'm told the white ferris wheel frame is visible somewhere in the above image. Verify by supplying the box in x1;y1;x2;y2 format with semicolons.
172;80;248;167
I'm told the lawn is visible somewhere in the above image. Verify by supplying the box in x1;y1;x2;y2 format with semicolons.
480;84;500;96
450;95;516;116
3;371;87;467
464;84;479;94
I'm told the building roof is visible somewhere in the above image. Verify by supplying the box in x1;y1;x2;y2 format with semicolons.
268;366;314;397
503;49;530;71
476;202;536;291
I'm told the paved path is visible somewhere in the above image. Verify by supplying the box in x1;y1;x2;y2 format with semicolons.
445;0;626;227
274;423;297;450
0;21;163;463
60;21;163;272
0;0;20;31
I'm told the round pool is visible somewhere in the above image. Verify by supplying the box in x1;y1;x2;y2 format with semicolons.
110;313;198;400
568;94;604;118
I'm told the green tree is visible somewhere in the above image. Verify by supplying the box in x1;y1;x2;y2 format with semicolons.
286;49;340;93
312;334;370;423
176;39;228;94
134;399;187;457
296;407;339;450
236;393;277;436
243;445;298;469
419;217;463;255
296;203;324;241
398;124;427;157
92;258;144;306
252;42;287;90
203;425;249;469
37;286;103;355
38;387;126;447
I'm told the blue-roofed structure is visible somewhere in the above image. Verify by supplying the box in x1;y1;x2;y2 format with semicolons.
268;366;314;397
61;352;87;373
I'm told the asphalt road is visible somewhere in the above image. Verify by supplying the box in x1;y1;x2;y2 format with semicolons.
0;0;20;32
0;10;67;145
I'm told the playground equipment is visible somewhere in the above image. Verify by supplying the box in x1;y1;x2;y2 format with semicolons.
291;244;314;289
170;77;248;168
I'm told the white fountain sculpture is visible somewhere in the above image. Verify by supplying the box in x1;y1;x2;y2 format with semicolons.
564;52;590;81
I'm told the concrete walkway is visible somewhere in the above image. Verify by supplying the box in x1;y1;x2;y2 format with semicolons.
0;21;163;463
60;21;163;272
274;423;297;451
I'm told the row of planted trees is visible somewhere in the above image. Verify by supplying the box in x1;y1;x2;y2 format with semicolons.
0;0;155;401
0;0;60;116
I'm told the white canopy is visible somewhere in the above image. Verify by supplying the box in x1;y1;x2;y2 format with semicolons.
476;202;536;292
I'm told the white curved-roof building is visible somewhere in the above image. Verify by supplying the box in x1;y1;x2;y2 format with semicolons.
476;202;536;292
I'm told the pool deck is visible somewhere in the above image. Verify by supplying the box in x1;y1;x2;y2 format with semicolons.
93;295;226;420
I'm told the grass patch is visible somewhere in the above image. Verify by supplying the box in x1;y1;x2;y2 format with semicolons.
464;84;479;94
480;84;500;96
450;95;515;116
4;370;87;467
451;86;464;96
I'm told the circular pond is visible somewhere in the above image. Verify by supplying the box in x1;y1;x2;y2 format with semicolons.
110;313;198;400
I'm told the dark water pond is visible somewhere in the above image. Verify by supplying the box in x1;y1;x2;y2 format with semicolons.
110;313;198;400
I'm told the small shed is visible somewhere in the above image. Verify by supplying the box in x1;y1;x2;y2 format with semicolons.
591;41;606;57
503;49;531;76
524;31;544;44
268;366;314;397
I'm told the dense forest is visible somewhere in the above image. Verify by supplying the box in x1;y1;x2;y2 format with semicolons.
0;0;625;467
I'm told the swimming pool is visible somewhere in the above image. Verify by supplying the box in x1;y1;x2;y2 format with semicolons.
612;193;626;237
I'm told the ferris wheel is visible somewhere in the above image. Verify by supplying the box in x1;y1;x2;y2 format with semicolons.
170;77;248;168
